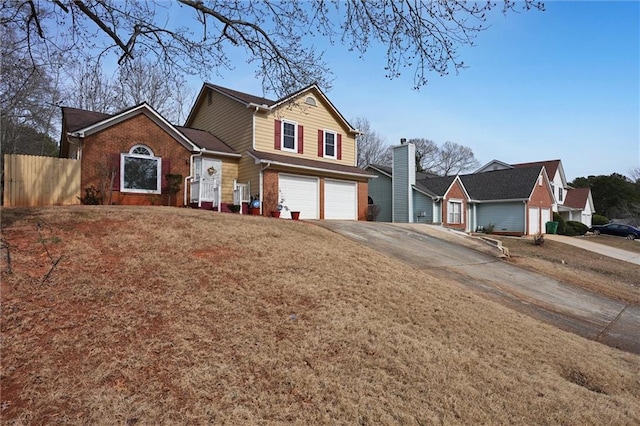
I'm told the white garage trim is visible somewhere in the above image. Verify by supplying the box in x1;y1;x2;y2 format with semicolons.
325;179;358;220
278;174;319;219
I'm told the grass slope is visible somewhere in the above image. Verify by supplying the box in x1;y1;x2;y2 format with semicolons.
1;206;639;424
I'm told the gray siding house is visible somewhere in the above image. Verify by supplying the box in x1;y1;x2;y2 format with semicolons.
365;142;555;235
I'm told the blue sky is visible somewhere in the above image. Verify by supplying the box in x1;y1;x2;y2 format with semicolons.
177;1;639;181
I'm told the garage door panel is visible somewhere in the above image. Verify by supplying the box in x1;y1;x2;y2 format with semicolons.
325;180;357;220
279;175;319;219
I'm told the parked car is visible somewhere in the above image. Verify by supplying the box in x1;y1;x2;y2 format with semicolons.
589;223;640;240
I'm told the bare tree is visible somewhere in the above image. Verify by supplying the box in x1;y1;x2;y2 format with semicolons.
1;26;61;156
434;141;480;176
353;117;388;168
4;1;544;97
411;138;439;173
64;57;195;123
629;167;640;183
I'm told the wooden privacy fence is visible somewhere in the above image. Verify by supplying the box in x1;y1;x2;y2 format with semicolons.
3;154;81;207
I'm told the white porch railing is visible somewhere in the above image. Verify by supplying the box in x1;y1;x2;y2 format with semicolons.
190;179;220;208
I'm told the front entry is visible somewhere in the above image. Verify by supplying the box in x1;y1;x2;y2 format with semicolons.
191;157;221;208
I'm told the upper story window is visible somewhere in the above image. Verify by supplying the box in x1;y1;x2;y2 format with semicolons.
121;144;161;194
558;187;563;202
274;119;303;154
323;130;337;159
282;121;297;152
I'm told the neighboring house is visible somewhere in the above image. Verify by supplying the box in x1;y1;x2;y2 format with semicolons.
476;159;595;226
184;83;372;220
60;103;241;208
366;142;554;235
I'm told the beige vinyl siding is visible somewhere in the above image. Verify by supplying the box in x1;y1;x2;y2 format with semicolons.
219;157;239;203
238;155;260;197
254;95;357;166
188;90;254;153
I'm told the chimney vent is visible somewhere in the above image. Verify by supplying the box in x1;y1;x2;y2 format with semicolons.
400;138;407;144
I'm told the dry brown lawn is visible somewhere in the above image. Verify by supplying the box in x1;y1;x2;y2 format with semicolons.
492;235;640;305
1;206;639;424
583;233;640;254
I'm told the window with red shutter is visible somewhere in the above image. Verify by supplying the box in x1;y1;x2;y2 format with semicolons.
297;125;304;154
317;129;323;157
337;134;342;160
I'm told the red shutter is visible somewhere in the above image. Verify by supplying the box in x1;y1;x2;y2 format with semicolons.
110;153;120;191
337;133;342;160
297;125;304;154
161;159;171;192
274;120;281;150
318;129;323;157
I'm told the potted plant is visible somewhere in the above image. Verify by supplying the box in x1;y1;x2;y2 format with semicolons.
249;195;261;215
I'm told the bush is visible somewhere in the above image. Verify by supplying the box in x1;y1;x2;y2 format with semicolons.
592;214;609;226
565;220;588;236
79;186;102;205
553;212;566;235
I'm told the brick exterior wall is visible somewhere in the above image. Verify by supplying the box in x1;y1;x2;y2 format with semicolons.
81;114;191;206
357;181;368;221
529;173;554;208
442;179;467;230
262;169;280;215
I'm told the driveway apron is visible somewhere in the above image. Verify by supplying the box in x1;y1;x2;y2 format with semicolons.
315;221;640;355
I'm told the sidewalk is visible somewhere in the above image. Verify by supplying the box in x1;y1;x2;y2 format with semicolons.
544;234;640;266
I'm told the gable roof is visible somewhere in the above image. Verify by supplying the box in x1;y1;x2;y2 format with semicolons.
366;164;393;178
474;159;513;174
61;104;238;155
415;175;456;198
460;166;545;201
248;149;373;179
188;82;359;134
62;107;112;132
512;160;561;179
563;187;591;209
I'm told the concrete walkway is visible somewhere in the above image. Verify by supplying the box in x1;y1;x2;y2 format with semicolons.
544;234;640;266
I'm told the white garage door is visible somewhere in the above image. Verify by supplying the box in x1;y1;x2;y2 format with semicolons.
528;207;540;235
278;174;319;219
325;180;358;220
541;208;551;233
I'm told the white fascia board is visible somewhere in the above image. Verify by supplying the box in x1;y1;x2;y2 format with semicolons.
76;104;198;151
201;149;241;158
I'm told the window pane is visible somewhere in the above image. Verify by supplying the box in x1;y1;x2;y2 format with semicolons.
283;122;295;149
132;146;152;155
124;157;158;190
325;132;335;157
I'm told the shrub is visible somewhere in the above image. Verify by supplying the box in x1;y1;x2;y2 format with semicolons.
553;212;566;235
592;214;609;226
565;220;588;236
79;186;102;205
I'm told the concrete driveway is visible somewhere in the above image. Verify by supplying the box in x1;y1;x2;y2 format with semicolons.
315;221;640;355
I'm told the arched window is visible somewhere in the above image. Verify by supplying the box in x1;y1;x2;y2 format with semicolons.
304;96;317;106
121;144;162;194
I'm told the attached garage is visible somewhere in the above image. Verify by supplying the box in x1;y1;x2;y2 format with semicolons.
278;174;319;219
325;179;358;220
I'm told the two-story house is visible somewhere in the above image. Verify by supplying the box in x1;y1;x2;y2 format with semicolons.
185;83;372;220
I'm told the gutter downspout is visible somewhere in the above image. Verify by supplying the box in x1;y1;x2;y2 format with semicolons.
252;106;259;150
260;162;272;215
184;148;205;207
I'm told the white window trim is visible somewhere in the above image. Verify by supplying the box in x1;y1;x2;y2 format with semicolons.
323;129;337;159
121;144;162;194
448;199;463;224
281;120;298;153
